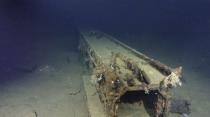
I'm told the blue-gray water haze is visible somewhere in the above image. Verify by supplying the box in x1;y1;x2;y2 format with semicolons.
0;0;210;117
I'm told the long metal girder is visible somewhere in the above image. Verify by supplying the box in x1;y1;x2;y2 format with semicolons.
79;29;190;117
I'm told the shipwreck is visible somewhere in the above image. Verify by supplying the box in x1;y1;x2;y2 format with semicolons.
79;29;190;117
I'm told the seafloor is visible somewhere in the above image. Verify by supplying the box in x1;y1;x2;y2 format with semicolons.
0;31;209;117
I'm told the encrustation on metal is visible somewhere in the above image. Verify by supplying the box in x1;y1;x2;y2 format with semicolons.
79;29;190;117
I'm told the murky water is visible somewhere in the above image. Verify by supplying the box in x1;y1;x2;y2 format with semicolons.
0;0;209;117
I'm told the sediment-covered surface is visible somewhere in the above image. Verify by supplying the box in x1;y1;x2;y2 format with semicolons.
0;32;209;117
0;39;88;117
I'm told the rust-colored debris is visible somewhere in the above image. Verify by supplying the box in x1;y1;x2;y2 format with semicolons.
79;30;190;117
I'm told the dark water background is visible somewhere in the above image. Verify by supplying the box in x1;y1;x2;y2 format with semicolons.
0;0;210;116
1;0;210;77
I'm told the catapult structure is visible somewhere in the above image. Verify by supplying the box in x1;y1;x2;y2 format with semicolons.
79;29;190;117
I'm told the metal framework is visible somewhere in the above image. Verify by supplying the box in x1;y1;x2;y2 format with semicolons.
79;29;189;117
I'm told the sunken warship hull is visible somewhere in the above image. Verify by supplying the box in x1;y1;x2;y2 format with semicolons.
79;30;190;117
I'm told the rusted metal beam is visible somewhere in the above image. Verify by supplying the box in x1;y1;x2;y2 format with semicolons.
79;29;190;117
